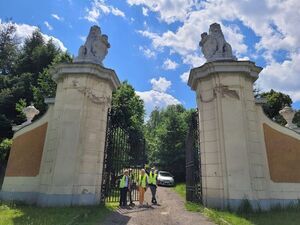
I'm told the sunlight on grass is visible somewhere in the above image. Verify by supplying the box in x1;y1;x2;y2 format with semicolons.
0;202;114;225
174;183;300;225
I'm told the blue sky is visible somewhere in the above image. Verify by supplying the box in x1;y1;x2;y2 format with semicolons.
1;0;300;116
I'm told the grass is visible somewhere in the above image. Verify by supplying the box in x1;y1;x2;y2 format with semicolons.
173;183;300;225
0;201;118;225
173;183;186;198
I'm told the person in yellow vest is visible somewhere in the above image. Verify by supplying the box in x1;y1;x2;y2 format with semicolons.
138;169;148;206
148;167;158;204
119;170;129;207
128;168;135;206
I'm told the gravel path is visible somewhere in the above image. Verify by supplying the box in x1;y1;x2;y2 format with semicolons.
101;187;215;225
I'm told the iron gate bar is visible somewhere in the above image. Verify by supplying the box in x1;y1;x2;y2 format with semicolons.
101;109;146;203
185;110;202;203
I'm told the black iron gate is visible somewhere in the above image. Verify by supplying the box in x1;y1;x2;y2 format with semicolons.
100;110;146;203
185;110;202;203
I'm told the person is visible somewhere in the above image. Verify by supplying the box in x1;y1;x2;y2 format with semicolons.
119;170;129;207
128;168;135;206
148;167;158;204
138;169;148;206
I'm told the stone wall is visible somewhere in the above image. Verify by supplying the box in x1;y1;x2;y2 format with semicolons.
0;105;54;202
0;63;120;206
263;123;300;183
188;60;300;210
6;123;48;177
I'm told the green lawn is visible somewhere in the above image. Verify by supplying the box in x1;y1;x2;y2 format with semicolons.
0;202;118;225
174;183;300;225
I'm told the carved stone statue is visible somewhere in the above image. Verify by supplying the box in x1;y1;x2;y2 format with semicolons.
74;25;110;66
199;23;237;62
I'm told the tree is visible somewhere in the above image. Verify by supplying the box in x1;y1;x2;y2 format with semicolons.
111;81;145;135
0;138;12;188
16;30;61;83
33;52;72;115
293;110;300;127
0;138;12;163
259;89;292;125
0;20;18;75
0;115;12;140
144;105;195;181
0;23;71;140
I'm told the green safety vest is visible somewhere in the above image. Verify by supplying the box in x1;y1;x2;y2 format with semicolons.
148;172;157;185
119;175;128;188
138;174;147;188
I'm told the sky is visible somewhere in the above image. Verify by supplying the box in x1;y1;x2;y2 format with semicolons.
1;0;300;116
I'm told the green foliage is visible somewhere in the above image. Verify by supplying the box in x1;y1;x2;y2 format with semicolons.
0;20;18;75
15;99;26;113
293;110;300;127
33;52;72;116
111;81;145;135
145;105;195;181
0;115;12;140
0;21;71;140
0;138;12;162
259;89;292;125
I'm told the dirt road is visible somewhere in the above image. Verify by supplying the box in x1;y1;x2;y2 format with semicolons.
101;187;215;225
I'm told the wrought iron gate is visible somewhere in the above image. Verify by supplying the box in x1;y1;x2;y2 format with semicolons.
100;110;146;203
185;110;202;203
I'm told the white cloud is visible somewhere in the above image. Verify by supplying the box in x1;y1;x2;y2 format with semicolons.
44;21;53;31
150;77;171;92
136;90;181;117
127;0;195;24
110;7;126;17
180;71;190;83
135;0;300;104
0;21;67;51
139;46;155;58
85;0;125;23
142;7;148;16
258;51;300;101
79;35;86;42
136;76;180;117
51;14;64;21
162;58;178;70
182;54;205;68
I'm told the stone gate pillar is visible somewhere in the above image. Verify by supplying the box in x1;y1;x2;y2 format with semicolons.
188;23;263;209
37;26;120;206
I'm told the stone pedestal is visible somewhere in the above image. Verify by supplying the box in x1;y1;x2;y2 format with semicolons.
37;63;120;206
188;61;263;209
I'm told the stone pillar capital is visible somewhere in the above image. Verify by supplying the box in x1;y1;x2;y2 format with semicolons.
51;62;121;90
188;61;262;90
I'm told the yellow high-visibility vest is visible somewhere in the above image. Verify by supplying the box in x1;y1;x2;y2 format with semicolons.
119;175;127;188
148;172;157;185
138;174;147;188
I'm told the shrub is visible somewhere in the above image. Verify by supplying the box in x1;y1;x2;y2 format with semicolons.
0;138;12;162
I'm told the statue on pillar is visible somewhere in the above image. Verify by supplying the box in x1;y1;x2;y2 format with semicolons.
199;23;237;62
74;25;110;66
